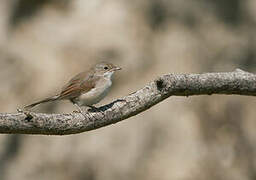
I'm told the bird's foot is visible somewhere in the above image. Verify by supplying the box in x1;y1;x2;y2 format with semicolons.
73;104;92;120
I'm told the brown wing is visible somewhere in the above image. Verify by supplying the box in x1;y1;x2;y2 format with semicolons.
59;70;97;100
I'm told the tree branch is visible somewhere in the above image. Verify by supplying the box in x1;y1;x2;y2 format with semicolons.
0;69;255;135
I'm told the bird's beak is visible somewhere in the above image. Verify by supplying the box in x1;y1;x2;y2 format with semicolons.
113;66;122;71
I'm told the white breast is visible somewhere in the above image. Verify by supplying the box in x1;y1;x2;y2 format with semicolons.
77;77;112;106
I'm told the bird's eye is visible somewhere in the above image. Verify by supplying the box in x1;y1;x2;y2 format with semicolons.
104;66;109;70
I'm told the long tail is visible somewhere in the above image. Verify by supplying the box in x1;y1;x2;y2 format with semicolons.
24;95;59;109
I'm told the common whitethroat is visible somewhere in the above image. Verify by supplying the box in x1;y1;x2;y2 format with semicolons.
24;62;121;112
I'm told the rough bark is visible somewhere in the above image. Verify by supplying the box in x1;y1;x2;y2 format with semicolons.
0;69;255;135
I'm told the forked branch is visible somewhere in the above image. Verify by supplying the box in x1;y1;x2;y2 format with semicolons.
0;69;255;135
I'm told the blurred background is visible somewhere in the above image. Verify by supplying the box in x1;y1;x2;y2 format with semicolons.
0;0;256;179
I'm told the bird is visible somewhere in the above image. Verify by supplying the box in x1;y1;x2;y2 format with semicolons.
24;62;121;112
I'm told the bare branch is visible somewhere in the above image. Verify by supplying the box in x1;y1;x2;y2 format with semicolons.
0;70;255;135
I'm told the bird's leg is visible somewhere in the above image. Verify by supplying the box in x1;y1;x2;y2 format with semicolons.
73;104;96;121
73;103;84;113
72;104;88;117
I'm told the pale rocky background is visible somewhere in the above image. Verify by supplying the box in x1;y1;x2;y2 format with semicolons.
0;0;256;180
